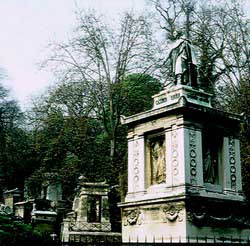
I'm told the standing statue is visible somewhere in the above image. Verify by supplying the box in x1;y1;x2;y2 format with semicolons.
166;32;198;87
203;148;215;184
151;140;166;184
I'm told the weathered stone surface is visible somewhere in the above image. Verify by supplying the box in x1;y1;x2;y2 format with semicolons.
119;85;248;242
61;180;121;242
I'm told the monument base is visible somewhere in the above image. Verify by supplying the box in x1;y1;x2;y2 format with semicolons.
152;85;213;109
120;196;250;243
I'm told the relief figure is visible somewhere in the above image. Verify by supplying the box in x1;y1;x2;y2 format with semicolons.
203;148;215;184
151;139;166;184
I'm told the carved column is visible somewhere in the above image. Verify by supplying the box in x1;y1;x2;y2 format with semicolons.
171;124;185;187
223;136;243;194
222;136;243;195
127;134;146;195
165;128;172;187
133;135;146;193
127;135;134;194
185;127;203;186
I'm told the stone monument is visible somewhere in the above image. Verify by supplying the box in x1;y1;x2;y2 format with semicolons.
119;37;250;243
3;188;22;214
15;173;66;234
61;178;121;242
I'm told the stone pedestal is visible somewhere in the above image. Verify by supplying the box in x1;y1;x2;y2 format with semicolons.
119;85;250;243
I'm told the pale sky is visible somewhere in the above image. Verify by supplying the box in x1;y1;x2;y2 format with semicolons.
0;0;146;109
0;0;249;109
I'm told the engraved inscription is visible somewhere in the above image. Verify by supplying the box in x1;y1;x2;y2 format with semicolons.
156;97;167;105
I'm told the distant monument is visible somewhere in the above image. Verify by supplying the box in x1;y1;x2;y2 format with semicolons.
61;178;121;242
119;36;250;243
15;173;66;235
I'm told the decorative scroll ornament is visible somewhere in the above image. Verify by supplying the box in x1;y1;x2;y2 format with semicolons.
162;204;184;222
123;208;141;226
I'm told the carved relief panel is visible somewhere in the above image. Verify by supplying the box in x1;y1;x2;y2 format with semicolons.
123;208;143;226
146;132;166;186
202;129;223;185
162;202;185;223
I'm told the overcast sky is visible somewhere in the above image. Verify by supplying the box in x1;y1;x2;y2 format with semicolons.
0;0;146;109
0;0;249;109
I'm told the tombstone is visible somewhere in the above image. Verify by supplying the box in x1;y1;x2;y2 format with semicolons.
40;173;63;204
31;201;57;234
119;53;250;242
61;179;121;242
27;173;64;235
3;188;22;214
14;200;33;223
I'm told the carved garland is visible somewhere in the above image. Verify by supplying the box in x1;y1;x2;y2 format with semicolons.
229;136;236;190
189;129;197;184
187;210;250;228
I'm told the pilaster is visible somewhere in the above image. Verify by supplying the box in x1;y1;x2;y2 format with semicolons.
127;137;134;194
127;134;146;196
184;127;203;187
223;137;231;191
171;124;185;187
165;128;172;187
235;139;243;193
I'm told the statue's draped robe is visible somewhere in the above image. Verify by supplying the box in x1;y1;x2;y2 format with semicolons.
168;38;198;86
